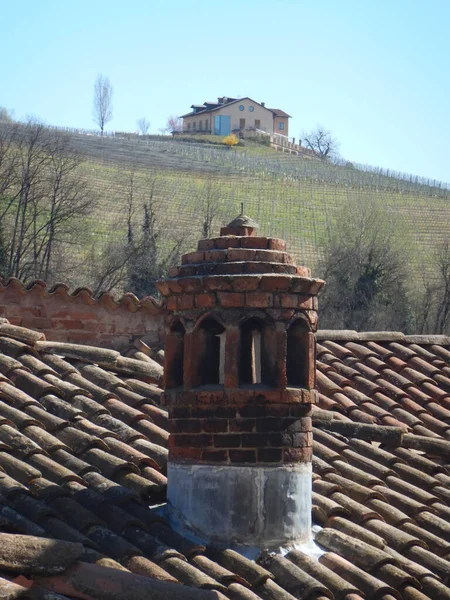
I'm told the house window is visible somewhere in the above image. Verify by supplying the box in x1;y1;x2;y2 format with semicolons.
249;106;254;112
278;122;284;131
198;121;202;131
187;123;191;130
193;122;196;130
165;321;185;389
255;119;261;129
239;105;245;111
205;119;208;131
286;319;310;388
239;118;245;130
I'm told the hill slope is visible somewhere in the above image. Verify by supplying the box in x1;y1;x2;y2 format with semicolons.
66;132;450;290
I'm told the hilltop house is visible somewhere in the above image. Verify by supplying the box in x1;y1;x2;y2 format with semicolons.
180;96;291;137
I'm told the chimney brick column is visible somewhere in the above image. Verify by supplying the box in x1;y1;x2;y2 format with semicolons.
157;215;324;549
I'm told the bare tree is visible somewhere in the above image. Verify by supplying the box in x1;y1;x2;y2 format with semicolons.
164;115;183;135
319;200;410;331
137;117;150;135
0;120;94;282
90;168;192;297
412;239;450;334
93;74;113;135
301;125;340;161
0;107;13;122
197;179;223;238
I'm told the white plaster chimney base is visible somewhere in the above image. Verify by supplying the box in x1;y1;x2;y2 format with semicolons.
167;462;312;549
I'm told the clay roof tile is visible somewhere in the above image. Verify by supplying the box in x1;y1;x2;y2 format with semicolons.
34;341;120;365
257;552;332;599
0;532;83;574
319;552;401;600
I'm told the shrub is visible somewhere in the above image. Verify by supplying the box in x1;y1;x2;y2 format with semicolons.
223;134;238;148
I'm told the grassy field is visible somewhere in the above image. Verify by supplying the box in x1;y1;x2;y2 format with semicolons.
65;132;450;289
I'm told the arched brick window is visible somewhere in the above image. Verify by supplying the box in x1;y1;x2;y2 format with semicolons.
286;319;310;388
239;318;262;385
165;320;185;389
239;318;276;387
194;317;225;387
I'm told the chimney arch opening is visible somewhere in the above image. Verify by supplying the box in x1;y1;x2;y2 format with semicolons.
239;317;276;387
166;320;185;389
286;318;310;388
193;317;225;387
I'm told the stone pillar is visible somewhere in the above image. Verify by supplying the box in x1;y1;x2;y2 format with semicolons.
157;215;324;549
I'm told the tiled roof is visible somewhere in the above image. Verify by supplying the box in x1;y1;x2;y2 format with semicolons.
268;109;292;118
1;322;450;598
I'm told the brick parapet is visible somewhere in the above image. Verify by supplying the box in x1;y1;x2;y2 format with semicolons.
0;278;165;350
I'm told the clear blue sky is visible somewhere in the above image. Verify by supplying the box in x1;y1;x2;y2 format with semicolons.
2;0;449;182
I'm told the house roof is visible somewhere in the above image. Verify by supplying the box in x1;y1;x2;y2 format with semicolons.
1;320;450;598
180;109;208;118
268;109;292;118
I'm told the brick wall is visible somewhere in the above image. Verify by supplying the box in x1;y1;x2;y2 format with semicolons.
0;278;165;349
168;400;313;465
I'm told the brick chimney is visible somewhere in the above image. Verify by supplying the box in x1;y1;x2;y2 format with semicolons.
157;215;324;549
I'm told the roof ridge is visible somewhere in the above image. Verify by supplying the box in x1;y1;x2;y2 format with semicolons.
316;330;450;345
0;277;164;315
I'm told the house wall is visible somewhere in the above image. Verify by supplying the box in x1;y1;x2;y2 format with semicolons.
215;100;275;133
182;113;212;133
182;99;276;134
273;115;289;137
0;279;165;350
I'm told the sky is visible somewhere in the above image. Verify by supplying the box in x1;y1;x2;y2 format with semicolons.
1;0;449;183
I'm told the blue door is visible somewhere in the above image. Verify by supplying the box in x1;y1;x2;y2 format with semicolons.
214;115;231;136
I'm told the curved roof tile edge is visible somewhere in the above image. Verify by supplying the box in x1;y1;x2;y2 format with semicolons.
0;278;165;315
316;330;450;345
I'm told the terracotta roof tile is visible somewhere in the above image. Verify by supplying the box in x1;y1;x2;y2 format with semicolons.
325;473;385;504
254;578;298;600
0;533;83;574
161;556;227;591
21;425;68;453
257;552;332;599
33;560;222;599
328;491;382;524
366;501;410;533
327;515;387;548
19;354;57;376
226;582;262;599
402;521;450;555
192;554;247;586
373;562;420;592
319;552;401;599
404;545;450;583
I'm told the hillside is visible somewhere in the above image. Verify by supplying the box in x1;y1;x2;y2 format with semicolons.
65;132;450;286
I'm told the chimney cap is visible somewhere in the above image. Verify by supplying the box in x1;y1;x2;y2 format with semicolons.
226;214;259;230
